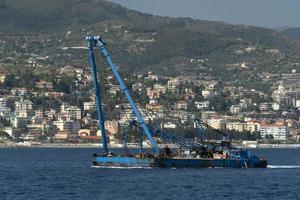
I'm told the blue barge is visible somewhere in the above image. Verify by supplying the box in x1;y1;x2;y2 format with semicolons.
86;35;267;169
92;149;267;168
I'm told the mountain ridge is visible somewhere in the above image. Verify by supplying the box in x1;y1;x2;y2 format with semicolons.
0;0;299;83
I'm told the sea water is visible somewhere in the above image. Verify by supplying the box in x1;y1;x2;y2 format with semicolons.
0;148;299;200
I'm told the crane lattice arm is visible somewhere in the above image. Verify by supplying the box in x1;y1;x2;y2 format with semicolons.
86;36;159;155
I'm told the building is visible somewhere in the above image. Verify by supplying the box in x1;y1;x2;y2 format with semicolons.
201;90;218;99
206;118;226;130
167;78;179;90
194;101;209;110
171;110;192;124
53;120;81;133
153;84;167;93
149;99;157;105
27;123;46;133
57;65;78;76
286;91;300;107
65;106;81;120
271;82;299;107
78;129;101;142
260;103;272;112
175;101;188;110
161;122;177;129
60;103;70;112
0;97;7;108
54;131;70;140
132;82;143;92
0;74;6;83
108;85;121;95
201;111;217;121
11;88;28;96
15;99;34;118
145;103;162;111
35;81;53;90
184;89;196;100
45;109;56;120
239;98;252;109
226;122;246;132
272;103;280;111
83;101;96;111
11;117;29;128
2;127;13;137
78;129;99;137
260;124;289;140
146;73;159;81
105;120;119;135
244;121;261;133
147;88;161;99
296;100;300;108
272;82;286;103
230;105;241;115
31;91;65;98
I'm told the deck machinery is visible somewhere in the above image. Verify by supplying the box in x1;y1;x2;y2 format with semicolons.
87;35;267;168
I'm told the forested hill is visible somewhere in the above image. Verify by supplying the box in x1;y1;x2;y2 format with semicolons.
0;0;299;81
281;27;300;41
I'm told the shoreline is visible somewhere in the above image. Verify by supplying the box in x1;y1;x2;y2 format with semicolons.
256;144;300;149
0;142;168;149
1;142;300;149
0;143;122;149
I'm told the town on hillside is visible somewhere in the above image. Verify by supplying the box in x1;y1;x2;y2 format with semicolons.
0;64;299;147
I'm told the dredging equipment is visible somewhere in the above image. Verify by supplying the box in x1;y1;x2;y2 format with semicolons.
86;35;267;168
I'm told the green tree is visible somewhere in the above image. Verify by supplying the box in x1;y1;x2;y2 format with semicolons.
3;74;16;88
54;76;75;93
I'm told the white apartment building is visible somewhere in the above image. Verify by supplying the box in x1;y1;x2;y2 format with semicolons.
167;78;179;90
226;122;246;132
260;125;289;140
0;97;7;108
83;101;96;111
195;101;209;110
15;99;33;111
230;105;241;114
15;99;34;118
66;106;81;120
206;118;226;130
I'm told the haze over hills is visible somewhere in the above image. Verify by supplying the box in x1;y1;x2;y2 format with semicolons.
0;0;299;85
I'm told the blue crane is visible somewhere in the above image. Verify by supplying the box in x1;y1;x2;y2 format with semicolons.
86;36;159;155
88;35;268;169
86;35;214;152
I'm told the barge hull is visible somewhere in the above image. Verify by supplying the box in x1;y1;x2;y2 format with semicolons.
93;156;154;168
93;156;267;168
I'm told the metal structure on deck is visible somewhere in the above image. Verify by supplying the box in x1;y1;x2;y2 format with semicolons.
194;118;232;141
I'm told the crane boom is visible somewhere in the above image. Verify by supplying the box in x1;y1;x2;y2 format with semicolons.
87;39;108;153
86;36;159;155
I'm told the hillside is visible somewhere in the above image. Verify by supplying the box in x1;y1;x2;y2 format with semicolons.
0;0;127;32
0;0;300;84
281;27;300;41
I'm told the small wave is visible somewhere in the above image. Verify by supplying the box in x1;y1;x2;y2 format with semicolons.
268;165;300;169
91;165;153;169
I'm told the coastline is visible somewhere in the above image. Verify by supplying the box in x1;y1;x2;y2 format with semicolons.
256;143;300;149
0;142;170;149
0;143;122;149
1;142;300;149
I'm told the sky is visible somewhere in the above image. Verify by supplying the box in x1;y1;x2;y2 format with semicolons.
108;0;300;28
